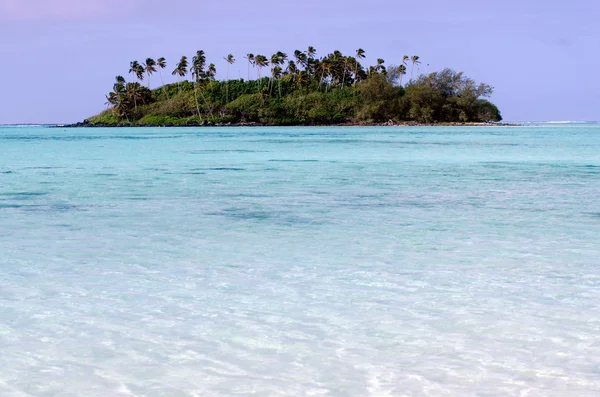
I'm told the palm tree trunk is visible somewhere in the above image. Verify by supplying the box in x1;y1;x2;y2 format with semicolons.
198;86;213;117
194;82;201;119
159;70;169;99
226;64;229;103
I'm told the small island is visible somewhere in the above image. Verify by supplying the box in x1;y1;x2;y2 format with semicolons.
84;48;502;127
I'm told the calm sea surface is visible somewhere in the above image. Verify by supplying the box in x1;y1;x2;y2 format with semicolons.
1;125;599;396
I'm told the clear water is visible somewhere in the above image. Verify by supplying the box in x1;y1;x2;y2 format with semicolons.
1;125;599;396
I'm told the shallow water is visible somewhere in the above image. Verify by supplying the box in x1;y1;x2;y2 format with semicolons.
1;124;599;396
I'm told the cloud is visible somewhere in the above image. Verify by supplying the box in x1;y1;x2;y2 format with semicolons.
0;0;139;20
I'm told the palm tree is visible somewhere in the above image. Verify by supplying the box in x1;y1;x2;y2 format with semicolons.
105;91;118;108
106;75;126;109
172;56;188;94
224;54;235;102
206;63;217;80
341;56;350;87
286;60;297;75
156;57;168;98
306;46;316;77
410;55;421;82
245;53;255;80
319;59;329;90
271;66;283;97
326;60;335;91
191;50;206;79
295;71;308;89
354;48;365;87
191;51;206;117
375;58;386;74
397;64;407;85
254;54;268;91
206;63;217;112
127;63;143;111
129;61;141;83
269;53;280;93
278;51;288;66
143;58;157;88
294;50;306;70
271;66;282;80
125;82;145;115
134;64;145;82
114;75;126;89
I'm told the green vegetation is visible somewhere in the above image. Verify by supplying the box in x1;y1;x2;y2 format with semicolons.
93;48;501;126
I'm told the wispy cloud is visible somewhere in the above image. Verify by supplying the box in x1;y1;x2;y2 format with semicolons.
0;0;138;20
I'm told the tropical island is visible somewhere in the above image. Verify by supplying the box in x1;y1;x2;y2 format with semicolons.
83;48;502;127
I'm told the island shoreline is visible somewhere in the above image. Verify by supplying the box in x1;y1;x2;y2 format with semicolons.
59;120;519;128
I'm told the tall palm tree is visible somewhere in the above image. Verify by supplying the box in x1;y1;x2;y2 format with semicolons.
397;64;407;85
319;59;329;90
341;56;350;87
271;66;283;97
129;61;141;83
325;60;335;91
410;55;421;82
143;58;157;88
172;56;188;94
224;54;235;102
191;51;206;117
306;46;316;77
156;57;168;98
191;50;206;79
354;48;365;87
269;53;280;93
277;51;288;92
254;55;268;91
134;64;145;82
277;52;288;66
294;50;307;70
245;53;255;80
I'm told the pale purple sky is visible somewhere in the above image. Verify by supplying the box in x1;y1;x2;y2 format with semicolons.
1;0;598;123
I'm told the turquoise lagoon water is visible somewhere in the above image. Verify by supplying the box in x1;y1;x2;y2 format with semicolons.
0;124;599;396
